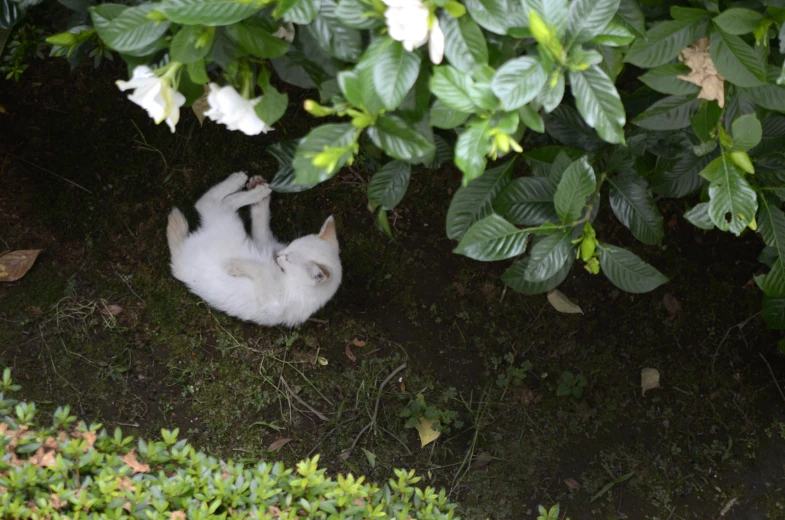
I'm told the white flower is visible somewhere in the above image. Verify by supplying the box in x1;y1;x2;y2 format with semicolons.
382;0;443;64
273;22;296;43
204;83;273;136
116;66;185;133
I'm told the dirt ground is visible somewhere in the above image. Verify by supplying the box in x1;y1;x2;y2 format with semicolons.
1;59;785;520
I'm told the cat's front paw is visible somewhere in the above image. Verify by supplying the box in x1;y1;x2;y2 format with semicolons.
224;260;245;277
246;175;268;190
226;171;249;186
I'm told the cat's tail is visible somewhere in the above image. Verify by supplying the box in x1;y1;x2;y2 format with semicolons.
167;208;189;257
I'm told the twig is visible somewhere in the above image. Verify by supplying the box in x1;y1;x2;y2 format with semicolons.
499;285;508;303
115;271;145;303
381;427;412;455
280;375;329;421
308;318;329;325
759;353;785;405
7;152;92;194
341;363;407;460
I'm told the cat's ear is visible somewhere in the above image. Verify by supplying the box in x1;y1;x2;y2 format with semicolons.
308;262;331;284
318;216;339;248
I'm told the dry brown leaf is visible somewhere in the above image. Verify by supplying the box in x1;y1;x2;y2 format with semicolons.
678;37;725;108
662;293;682;318
641;368;661;396
30;447;56;467
101;304;123;316
547;289;584;314
121;449;151;474
74;430;97;450
344;343;357;362
50;494;66;511
470;452;493;471
352;338;366;347
267;438;292;452
268;506;282;517
564;478;582;490
170;512;186;520
191;85;210;126
0;250;42;282
117;477;135;491
0;104;6;114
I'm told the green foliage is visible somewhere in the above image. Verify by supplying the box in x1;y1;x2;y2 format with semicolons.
556;370;588;398
44;0;785;330
0;369;460;519
399;392;462;433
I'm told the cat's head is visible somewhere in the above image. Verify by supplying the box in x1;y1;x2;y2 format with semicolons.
276;216;342;288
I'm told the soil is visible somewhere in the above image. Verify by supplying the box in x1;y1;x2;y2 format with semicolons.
2;58;785;520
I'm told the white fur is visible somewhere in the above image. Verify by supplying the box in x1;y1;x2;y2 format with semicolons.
167;172;342;327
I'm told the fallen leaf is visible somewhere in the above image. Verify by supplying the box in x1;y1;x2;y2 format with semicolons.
361;448;376;468
662;293;682;318
50;494;66;510
0;250;43;282
471;452;493;471
352;338;366;347
564;478;582;490
678;37;725;108
170;512;186;520
121;449;150;474
415;417;441;448
547;289;584;314
317;356;329;366
30;447;56;467
191;85;210;126
75;430;97;450
268;438;292;452
641;368;661;396
101;304;123;316
344;343;357;362
0;104;7;114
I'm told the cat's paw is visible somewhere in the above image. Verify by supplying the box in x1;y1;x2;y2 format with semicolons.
248;183;272;202
226;171;249;186
224;260;245;277
246;175;268;190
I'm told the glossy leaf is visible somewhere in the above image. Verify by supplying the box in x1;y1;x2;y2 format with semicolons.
565;0;621;47
712;8;764;36
502;254;574;294
454;214;530;261
269;140;316;193
491;57;547;111
638;63;700;96
554;157;596;223
632;95;700;131
493;176;559;226
367;161;411;210
293;124;357;185
599;244;668;293
431;65;479;113
367;114;434;161
160;0;260;25
651;149;716;198
762;295;785;329
309;0;362;62
730;113;762;151
608;174;663;245
625;16;704;67
446;160;514;240
454;120;492;184
90;3;170;53
522;231;574;282
430;100;470;129
710;25;766;87
706;157;758;235
373;39;421;110
441;13;489;73
569;65;625;144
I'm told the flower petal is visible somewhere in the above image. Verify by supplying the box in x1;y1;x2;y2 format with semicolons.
429;20;444;64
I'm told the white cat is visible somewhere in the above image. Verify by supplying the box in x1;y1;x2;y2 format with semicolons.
166;172;342;327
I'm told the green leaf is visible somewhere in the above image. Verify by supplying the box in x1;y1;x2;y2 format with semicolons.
255;86;288;126
0;0;21;31
565;0;621;48
762;295;785;329
522;231;574;281
756;259;785;297
465;0;528;35
430;99;470;129
453;214;530;261
491;57;547;111
712;8;764;36
632;95;700;131
160;0;260;26
493;176;558;226
544;105;605;152
309;0;362;62
737;67;785;111
616;0;644;36
683;202;715;230
710;25;766;87
599;244;668;293
537;70;565;113
638;63;700;96
690;100;722;142
90;3;170;53
293;123;357;185
431;65;479;113
651;149;716;198
187;59;209;84
757;197;785;267
590;16;635;47
625;16;704;67
367;160;411;210
276;0;320;24
441;13;489;73
367;114;434;161
731;113;762;151
502;253;574;294
269;140;316;193
335;0;382;29
446;159;514;240
569;65;625;144
519;104;544;132
554;157;596;223
706;156;758;235
171;25;213;64
752;116;785;156
232;19;289;59
608;174;663;245
373;39;421;111
523;0;568;36
455;120;492;184
522;146;583;178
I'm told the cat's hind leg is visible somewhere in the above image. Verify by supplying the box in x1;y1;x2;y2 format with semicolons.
195;172;249;216
223;181;271;211
247;176;274;245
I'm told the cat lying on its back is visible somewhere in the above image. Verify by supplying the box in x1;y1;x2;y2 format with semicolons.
166;172;342;327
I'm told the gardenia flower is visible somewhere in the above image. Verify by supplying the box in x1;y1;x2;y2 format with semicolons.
204;83;273;136
116;66;185;133
382;0;444;64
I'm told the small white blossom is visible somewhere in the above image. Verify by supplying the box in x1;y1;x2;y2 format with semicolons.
204;83;273;136
116;66;185;133
382;0;443;63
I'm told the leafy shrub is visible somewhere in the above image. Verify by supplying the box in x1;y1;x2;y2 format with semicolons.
42;0;785;328
0;369;459;519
